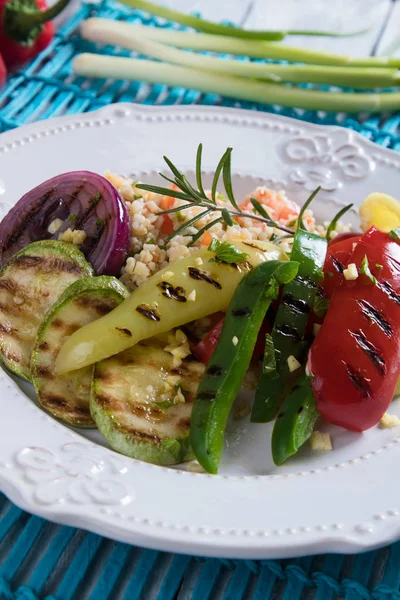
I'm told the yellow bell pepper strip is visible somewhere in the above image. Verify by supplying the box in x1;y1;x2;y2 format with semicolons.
55;240;286;374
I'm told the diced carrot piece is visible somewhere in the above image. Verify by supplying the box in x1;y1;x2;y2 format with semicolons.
202;231;212;246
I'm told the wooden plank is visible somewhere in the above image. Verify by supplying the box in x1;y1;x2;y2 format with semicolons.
244;0;391;56
376;1;400;57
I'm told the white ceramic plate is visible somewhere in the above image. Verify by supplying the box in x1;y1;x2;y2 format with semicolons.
1;103;400;559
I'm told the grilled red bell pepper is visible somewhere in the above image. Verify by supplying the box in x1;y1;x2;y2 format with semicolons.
309;226;400;431
322;233;361;298
0;0;69;69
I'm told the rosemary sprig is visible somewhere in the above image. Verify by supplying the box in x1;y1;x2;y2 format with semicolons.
136;145;302;241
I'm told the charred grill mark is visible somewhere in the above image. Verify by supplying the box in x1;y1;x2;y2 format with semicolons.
281;293;310;315
38;341;49;351
345;364;372;398
73;406;92;417
332;257;345;273
83;218;107;255
135;304;161;321
94;393;112;408
232;307;251;317
42;394;68;408
178;417;191;430
116;327;132;337
296;275;317;289
74;191;102;229
35;366;54;379
357;299;393;338
1;348;20;362
74;297;112;315
0;279;17;294
188;267;222;289
243;241;265;251
274;324;301;343
3;189;56;252
13;255;82;276
197;391;216;401
207;365;226;377
350;329;386;376
119;425;162;443
0;322;13;334
158;282;187;302
227;260;252;273
378;280;400;306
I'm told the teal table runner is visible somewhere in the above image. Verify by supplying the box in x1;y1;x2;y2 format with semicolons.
1;2;400;598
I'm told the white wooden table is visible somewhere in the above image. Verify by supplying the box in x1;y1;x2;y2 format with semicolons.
55;0;400;58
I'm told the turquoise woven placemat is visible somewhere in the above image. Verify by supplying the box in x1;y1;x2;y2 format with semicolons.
1;1;400;598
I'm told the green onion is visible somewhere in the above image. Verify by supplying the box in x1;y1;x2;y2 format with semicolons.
73;54;400;114
114;0;366;41
80;20;400;89
81;19;400;68
389;227;400;241
360;255;377;284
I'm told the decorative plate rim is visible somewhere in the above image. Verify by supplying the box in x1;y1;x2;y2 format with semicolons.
1;102;400;559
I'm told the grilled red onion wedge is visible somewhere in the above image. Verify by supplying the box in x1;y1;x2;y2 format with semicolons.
0;171;130;276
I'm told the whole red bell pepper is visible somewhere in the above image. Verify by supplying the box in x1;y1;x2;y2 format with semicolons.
0;0;69;69
309;226;400;432
0;52;6;87
322;233;361;298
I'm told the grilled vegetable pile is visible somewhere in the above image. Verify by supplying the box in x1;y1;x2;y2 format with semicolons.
1;161;400;474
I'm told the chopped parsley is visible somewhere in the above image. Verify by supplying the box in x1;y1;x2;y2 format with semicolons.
69;214;78;222
389;227;400;241
155;399;173;409
376;263;383;270
360;255;377;285
208;239;248;264
326;271;334;279
92;192;101;206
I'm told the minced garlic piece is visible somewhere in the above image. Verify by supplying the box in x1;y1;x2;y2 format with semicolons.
161;271;175;280
313;323;321;336
232;336;239;346
164;329;191;368
309;431;332;451
47;218;64;234
343;263;358;281
195;257;203;266
188;290;196;302
59;228;86;245
173;387;185;405
287;355;301;372
380;413;400;428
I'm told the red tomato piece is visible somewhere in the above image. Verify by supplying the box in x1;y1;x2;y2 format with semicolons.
309;227;400;431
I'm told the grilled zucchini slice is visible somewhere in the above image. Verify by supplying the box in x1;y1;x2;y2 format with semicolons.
0;240;93;381
91;340;205;465
31;276;128;427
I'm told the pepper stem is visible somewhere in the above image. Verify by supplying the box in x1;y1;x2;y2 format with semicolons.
4;0;71;44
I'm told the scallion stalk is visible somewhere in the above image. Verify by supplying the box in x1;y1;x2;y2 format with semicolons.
73;53;400;113
117;0;366;41
81;19;400;89
82;19;400;69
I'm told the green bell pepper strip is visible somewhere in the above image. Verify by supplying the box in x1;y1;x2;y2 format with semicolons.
271;374;319;465
190;259;299;474
251;229;327;423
